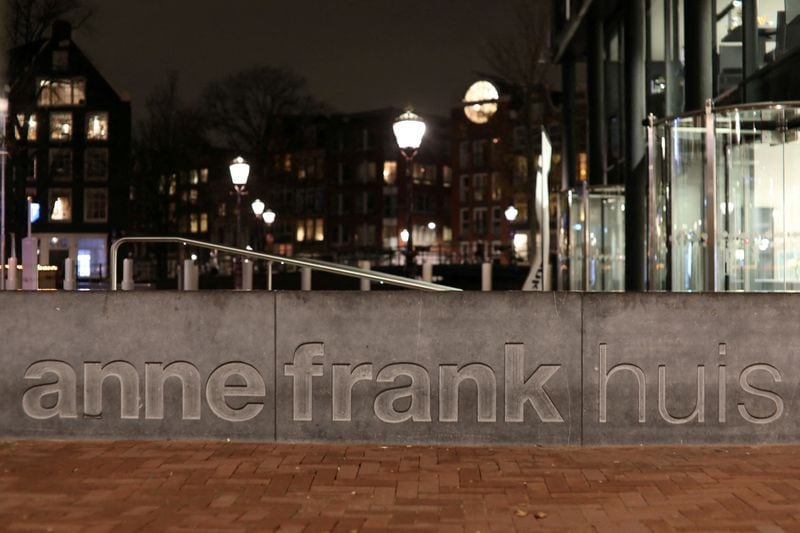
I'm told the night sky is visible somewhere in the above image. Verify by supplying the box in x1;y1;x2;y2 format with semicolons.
74;0;523;120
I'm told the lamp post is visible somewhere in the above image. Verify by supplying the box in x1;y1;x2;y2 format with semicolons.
0;94;7;291
263;209;276;252
251;198;265;250
229;156;250;249
505;204;518;264
393;110;426;277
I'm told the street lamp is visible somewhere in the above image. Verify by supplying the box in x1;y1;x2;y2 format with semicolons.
393;109;426;276
505;205;519;264
251;198;265;218
229;156;250;249
263;209;276;253
504;205;518;222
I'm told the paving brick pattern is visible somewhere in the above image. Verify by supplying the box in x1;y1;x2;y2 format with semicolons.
1;441;800;532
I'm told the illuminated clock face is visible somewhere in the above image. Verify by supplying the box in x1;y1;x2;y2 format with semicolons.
463;80;499;124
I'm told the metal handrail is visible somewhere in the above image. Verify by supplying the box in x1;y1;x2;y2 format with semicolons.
110;236;461;292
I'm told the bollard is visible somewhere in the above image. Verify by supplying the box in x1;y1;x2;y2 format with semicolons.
301;266;312;291
422;261;433;283
63;257;76;291
6;257;17;290
358;260;371;291
181;259;192;291
242;259;253;291
121;258;134;291
481;262;492;292
176;264;183;291
21;236;38;291
192;263;200;290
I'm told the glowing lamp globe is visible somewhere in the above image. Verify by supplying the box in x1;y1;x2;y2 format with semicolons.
263;209;276;225
463;80;499;124
400;229;410;243
229;156;250;186
504;205;519;222
251;198;265;216
393;111;426;151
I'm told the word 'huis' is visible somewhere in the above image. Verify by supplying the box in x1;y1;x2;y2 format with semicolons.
20;343;784;425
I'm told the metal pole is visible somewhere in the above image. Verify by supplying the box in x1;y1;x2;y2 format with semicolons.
624;0;648;291
267;261;272;291
582;181;590;291
646;114;657;290
684;0;713;111
0;95;7;292
704;99;717;292
742;0;759;100
404;152;415;278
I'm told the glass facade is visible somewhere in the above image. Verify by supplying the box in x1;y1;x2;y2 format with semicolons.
650;103;800;291
562;186;626;291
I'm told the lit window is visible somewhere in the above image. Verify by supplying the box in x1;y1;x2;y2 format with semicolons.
49;148;72;180
86;112;108;140
189;189;198;204
190;213;199;233
383;161;397;185
442;166;452;187
84;188;108;223
200;213;208;232
49;189;72;222
15;114;37;141
296;220;305;242
84;148;108;180
314;218;324;241
491;172;502;201
50;112;72;141
200;168;209;183
190;169;199;184
38;78;86;106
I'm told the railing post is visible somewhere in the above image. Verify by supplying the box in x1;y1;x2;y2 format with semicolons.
121;258;134;291
481;262;492;291
358;260;371;291
63;257;76;291
422;261;433;283
704;99;717;292
267;261;273;291
183;259;198;291
5;256;17;290
301;266;311;291
241;259;253;291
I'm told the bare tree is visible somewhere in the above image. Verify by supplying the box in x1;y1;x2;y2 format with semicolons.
134;73;207;233
201;66;323;169
484;0;557;109
5;0;94;48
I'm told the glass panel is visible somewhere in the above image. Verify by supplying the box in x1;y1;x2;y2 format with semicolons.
715;107;785;291
669;115;706;291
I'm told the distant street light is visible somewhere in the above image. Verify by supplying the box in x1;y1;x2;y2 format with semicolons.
393;109;426;276
504;205;518;222
229;156;250;249
505;205;519;264
263;209;276;252
251;198;265;218
427;221;436;230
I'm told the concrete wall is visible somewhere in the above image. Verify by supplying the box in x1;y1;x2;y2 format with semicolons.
1;292;797;445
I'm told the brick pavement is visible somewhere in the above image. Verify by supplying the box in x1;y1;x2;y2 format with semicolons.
1;440;800;532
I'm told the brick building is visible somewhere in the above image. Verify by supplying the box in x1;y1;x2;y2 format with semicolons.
7;21;131;282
